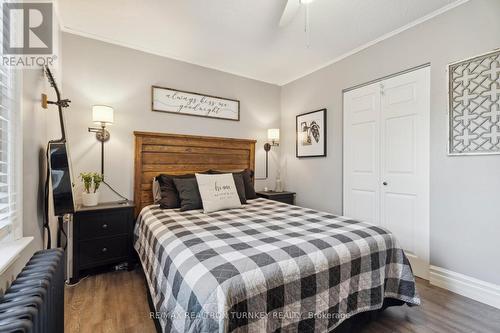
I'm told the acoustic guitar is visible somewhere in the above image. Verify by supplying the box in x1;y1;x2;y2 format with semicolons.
42;66;75;248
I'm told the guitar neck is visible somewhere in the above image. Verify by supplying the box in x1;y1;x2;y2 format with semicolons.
44;66;67;141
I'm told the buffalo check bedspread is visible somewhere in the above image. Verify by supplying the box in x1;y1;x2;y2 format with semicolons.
134;198;420;333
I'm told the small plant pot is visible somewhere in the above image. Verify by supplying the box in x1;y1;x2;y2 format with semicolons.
82;191;99;207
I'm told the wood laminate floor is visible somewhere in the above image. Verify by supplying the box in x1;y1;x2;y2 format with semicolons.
65;269;500;333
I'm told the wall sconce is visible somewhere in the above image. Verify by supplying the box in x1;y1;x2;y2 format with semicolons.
264;128;280;152
260;128;280;179
88;105;114;176
87;105;128;202
88;105;114;142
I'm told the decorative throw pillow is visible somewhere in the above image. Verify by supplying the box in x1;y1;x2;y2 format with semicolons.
209;169;257;200
157;172;209;209
173;177;203;211
241;169;257;199
195;173;242;213
232;173;247;204
152;177;162;203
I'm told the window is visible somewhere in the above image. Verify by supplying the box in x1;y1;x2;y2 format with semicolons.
0;3;22;243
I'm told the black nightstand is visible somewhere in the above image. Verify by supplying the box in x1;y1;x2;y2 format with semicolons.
256;191;296;205
71;201;135;283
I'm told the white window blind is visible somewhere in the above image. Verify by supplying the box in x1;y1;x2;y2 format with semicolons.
0;1;22;243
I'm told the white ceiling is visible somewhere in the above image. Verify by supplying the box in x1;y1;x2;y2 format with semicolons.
58;0;467;85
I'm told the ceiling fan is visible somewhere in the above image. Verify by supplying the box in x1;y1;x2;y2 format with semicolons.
279;0;316;27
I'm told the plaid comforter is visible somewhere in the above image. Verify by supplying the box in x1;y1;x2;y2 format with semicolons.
134;198;419;333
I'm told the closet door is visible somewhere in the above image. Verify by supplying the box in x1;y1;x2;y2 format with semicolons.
343;67;430;279
343;82;381;225
380;68;430;279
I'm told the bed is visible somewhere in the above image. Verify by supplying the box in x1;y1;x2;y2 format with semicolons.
132;132;419;333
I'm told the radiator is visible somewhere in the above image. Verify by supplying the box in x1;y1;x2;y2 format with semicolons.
0;248;65;333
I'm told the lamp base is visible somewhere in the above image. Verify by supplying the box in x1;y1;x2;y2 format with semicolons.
96;129;110;142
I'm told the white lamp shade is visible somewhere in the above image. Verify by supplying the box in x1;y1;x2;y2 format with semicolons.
267;128;280;141
92;105;114;124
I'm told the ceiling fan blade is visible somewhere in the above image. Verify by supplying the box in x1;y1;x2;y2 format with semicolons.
279;0;301;27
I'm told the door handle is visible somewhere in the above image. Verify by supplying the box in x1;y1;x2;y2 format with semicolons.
383;181;388;186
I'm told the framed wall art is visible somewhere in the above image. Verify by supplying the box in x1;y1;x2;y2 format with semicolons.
448;49;500;155
296;108;327;158
152;85;240;121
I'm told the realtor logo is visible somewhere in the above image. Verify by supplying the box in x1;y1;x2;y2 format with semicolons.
2;2;55;67
3;2;52;54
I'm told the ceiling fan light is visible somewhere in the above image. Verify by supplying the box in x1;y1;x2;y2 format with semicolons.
300;0;315;4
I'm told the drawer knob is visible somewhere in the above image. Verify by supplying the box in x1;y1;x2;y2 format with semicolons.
102;247;108;253
102;223;108;229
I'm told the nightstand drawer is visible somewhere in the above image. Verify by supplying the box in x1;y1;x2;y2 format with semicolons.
256;191;296;205
272;196;294;205
79;236;128;268
77;210;129;240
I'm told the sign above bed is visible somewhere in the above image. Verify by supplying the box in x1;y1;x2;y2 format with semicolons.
152;85;240;121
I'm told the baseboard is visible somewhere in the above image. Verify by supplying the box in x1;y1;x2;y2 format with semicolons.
429;266;500;309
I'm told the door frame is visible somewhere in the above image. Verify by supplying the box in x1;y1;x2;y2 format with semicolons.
342;63;430;94
342;64;431;279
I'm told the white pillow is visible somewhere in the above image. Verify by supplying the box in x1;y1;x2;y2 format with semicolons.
152;178;162;203
195;173;242;213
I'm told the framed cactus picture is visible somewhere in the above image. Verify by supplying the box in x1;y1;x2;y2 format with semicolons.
296;108;327;158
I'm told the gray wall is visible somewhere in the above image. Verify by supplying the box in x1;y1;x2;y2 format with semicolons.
281;0;500;285
61;33;281;203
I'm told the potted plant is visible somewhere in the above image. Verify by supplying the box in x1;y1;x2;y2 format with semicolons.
80;172;104;206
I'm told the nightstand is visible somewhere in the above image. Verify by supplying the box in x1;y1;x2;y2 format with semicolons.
256;191;296;205
71;201;135;283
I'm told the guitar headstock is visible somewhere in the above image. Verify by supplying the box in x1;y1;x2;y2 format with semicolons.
44;65;56;88
44;65;61;97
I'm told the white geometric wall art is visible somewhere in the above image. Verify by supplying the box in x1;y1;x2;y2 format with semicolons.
448;49;500;155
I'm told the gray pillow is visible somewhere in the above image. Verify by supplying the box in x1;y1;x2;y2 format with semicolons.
209;169;256;199
157;173;195;209
173;177;203;211
232;173;247;204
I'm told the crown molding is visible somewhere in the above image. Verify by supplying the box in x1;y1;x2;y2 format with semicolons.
58;0;469;86
59;26;280;86
279;0;470;85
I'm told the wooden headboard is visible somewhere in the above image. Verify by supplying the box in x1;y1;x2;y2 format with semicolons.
133;131;256;215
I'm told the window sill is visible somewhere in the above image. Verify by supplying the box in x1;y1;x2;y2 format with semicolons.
0;237;34;276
